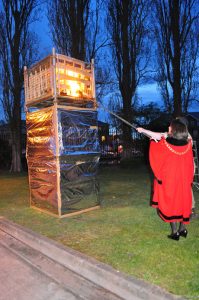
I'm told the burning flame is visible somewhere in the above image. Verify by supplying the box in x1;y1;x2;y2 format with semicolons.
66;80;82;97
56;67;90;98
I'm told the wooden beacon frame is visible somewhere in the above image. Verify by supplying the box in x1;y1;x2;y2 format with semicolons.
24;49;100;218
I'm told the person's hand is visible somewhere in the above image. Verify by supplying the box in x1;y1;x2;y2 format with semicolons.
136;127;144;133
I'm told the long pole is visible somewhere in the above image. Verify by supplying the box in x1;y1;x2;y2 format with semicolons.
97;102;152;139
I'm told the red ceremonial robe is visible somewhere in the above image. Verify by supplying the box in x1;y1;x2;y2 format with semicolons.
149;138;194;224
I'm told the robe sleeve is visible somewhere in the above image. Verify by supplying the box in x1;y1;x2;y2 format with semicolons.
149;139;165;181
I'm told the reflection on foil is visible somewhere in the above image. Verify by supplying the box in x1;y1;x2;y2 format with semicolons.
26;106;100;215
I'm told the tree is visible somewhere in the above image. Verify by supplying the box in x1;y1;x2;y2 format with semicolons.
47;0;107;61
135;102;163;126
48;0;89;60
0;0;39;172
153;0;199;116
47;0;111;102
106;0;151;158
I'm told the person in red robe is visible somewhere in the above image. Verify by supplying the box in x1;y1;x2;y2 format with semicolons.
149;119;194;240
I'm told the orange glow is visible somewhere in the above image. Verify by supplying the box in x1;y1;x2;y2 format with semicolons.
67;70;78;78
65;80;83;97
60;79;65;85
55;67;92;98
56;68;65;74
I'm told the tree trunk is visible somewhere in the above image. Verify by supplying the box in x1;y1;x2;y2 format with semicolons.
10;89;22;172
10;119;22;172
121;97;133;159
0;1;38;172
121;125;133;159
10;135;21;172
171;0;182;117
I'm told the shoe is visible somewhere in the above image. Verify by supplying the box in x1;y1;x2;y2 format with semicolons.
168;232;180;241
178;229;188;238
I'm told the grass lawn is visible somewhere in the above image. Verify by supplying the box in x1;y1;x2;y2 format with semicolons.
0;161;199;299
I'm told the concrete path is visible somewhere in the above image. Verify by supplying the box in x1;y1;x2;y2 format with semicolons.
0;217;185;300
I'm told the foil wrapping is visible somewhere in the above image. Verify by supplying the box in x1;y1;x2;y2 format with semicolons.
26;106;100;215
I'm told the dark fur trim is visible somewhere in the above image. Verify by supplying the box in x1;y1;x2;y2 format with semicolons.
166;137;188;146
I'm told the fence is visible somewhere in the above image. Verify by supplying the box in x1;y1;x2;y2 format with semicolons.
99;128;147;163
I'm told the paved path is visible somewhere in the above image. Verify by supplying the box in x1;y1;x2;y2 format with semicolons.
0;243;81;300
0;229;121;300
0;218;185;300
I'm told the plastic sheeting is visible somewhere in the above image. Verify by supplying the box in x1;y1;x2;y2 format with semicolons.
58;109;99;155
26;106;100;216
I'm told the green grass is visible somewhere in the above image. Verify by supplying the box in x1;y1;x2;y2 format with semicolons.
0;162;199;299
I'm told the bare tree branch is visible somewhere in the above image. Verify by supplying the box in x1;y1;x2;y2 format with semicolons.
0;0;39;172
106;0;152;158
153;0;199;116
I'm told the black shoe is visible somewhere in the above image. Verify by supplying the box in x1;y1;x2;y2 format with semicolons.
178;229;188;238
168;232;180;241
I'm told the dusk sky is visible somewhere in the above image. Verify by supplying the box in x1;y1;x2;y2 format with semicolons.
34;14;163;104
32;15;161;123
34;14;198;121
0;4;198;121
33;6;198;113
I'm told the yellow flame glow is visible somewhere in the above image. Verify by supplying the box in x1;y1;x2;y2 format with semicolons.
56;68;65;74
66;80;82;97
67;70;78;78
